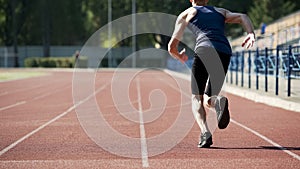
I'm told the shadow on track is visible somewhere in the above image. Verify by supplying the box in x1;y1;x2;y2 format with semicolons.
209;146;300;151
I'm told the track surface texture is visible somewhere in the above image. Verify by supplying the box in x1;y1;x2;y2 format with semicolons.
0;69;299;169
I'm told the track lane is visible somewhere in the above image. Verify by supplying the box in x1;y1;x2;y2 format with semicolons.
0;69;299;169
0;71;110;151
0;72;71;108
227;93;300;157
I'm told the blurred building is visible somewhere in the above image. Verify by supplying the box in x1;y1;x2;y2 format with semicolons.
231;10;300;51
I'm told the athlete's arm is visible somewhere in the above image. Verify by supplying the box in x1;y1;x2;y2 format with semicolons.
168;7;197;63
216;8;256;49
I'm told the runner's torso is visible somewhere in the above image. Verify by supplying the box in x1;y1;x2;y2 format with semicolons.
188;6;232;55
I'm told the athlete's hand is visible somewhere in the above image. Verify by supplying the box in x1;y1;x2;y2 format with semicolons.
178;48;188;64
242;33;255;49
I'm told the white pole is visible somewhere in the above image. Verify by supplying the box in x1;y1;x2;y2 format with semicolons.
4;47;8;68
132;0;136;68
108;0;112;67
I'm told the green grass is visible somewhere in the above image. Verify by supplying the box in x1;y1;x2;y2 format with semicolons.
0;72;48;82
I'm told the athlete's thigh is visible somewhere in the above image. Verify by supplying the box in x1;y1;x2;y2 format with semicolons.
191;49;210;95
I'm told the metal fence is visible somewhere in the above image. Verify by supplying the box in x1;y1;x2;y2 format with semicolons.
227;45;300;97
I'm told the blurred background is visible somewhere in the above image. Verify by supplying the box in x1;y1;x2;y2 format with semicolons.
0;0;299;68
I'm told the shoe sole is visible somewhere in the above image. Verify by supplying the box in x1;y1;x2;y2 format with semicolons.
198;140;213;148
198;144;212;148
198;133;213;148
198;142;213;148
217;97;230;129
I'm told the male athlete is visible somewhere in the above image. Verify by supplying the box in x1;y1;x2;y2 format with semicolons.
168;0;255;148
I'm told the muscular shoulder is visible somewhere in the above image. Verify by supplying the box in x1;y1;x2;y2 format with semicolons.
213;7;227;17
178;7;197;21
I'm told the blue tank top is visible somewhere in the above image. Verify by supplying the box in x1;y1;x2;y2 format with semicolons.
188;6;232;55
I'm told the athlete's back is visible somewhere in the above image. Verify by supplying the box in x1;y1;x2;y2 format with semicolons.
188;6;232;55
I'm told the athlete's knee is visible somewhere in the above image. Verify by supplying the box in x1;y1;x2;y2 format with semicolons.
192;94;204;112
203;94;211;107
204;94;217;108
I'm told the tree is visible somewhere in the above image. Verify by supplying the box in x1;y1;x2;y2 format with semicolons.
0;0;299;58
0;0;29;66
136;0;190;49
249;0;296;29
50;0;89;45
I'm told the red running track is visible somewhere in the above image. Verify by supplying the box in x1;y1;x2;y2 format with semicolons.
0;69;299;169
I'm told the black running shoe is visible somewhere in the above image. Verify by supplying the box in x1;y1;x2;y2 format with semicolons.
215;96;230;129
198;132;213;148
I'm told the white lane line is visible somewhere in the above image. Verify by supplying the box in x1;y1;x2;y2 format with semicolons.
0;159;139;163
0;83;109;156
136;78;149;168
0;84;45;97
157;77;191;98
0;76;68;97
0;91;8;96
231;119;300;161
165;69;300;161
0;86;71;112
0;101;26;112
32;85;70;101
0;106;76;157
